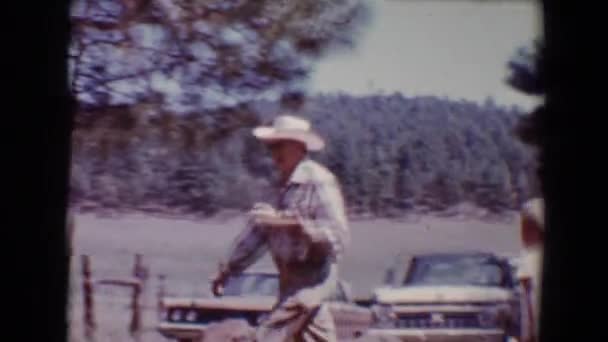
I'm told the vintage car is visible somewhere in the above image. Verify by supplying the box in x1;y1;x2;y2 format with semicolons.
366;252;521;342
157;269;373;341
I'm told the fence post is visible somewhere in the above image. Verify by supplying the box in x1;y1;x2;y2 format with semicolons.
157;274;166;317
129;254;145;337
129;281;142;337
133;253;148;285
81;254;95;339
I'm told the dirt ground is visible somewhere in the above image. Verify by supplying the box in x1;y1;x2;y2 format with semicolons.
68;210;522;342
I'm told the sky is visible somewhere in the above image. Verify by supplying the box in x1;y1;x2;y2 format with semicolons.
308;0;543;110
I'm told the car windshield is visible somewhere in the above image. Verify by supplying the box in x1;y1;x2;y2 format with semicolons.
404;255;507;287
223;273;279;297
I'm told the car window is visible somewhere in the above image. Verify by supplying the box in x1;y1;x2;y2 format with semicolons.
405;256;508;287
223;273;279;296
253;275;279;296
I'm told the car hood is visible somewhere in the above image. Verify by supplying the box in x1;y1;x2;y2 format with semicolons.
163;295;275;312
373;285;513;304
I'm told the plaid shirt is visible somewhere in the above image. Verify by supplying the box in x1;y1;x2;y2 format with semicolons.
222;158;350;299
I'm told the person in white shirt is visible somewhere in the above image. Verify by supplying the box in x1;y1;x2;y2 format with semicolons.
516;198;544;342
211;115;350;342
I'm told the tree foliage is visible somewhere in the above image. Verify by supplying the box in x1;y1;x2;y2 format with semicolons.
69;0;370;124
70;93;540;217
505;38;544;96
506;38;546;148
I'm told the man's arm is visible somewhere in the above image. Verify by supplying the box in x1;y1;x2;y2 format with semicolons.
520;277;537;341
213;221;268;297
516;260;536;341
222;221;268;276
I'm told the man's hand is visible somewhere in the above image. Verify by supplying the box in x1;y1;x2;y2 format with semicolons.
248;203;300;227
210;270;229;297
248;202;279;225
283;288;323;312
249;202;277;217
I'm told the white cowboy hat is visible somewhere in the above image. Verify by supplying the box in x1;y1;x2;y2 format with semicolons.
252;115;325;151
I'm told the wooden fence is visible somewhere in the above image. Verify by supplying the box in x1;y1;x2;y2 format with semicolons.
80;254;164;341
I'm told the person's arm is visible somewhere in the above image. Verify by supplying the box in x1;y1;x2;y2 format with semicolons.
224;222;269;275
520;277;536;341
212;221;268;295
517;257;536;342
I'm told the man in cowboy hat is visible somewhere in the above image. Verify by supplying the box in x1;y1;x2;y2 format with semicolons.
516;198;544;342
211;114;350;342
